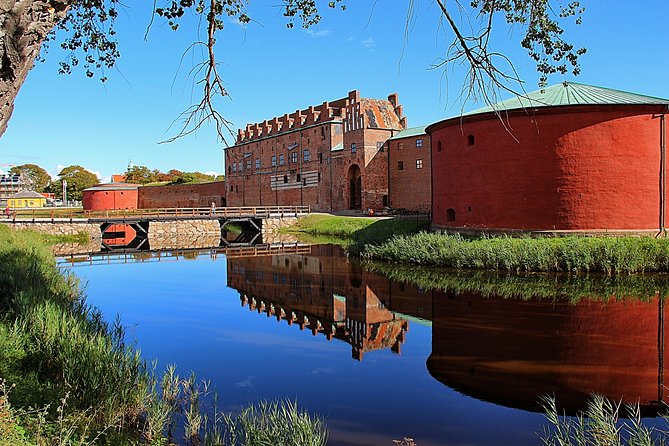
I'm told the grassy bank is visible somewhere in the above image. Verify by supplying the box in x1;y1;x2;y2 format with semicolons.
363;232;669;274
0;226;327;445
283;214;429;251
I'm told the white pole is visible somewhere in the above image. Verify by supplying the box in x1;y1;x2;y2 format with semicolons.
62;180;67;206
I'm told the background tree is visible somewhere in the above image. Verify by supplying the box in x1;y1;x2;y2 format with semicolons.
9;163;51;192
53;165;99;201
0;1;585;142
125;165;158;184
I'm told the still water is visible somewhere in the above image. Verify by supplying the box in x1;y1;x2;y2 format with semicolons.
60;244;668;445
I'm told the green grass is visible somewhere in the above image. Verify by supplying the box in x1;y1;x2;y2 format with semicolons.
283;214;429;252
363;232;669;274
0;225;328;445
541;395;669;445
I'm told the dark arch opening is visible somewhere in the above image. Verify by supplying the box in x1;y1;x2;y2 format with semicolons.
446;208;456;222
467;134;475;146
437;141;442;152
348;164;362;210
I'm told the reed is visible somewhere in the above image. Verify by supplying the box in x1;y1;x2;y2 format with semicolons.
1;225;329;445
540;395;668;445
363;232;669;274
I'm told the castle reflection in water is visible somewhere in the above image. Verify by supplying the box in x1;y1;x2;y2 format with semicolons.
226;244;668;416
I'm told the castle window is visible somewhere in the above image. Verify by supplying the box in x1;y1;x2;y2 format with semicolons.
351;143;357;154
398;142;404;150
437;141;442;152
228;166;231;174
318;172;321;182
303;178;307;186
232;163;237;173
398;161;404;171
296;173;301;182
230;185;233;192
290;152;298;164
279;154;285;165
246;160;252;170
416;139;423;148
255;159;260;169
283;175;288;183
416;159;423;169
318;152;323;164
468;134;475;146
271;155;277;167
303;150;310;162
446;208;456;222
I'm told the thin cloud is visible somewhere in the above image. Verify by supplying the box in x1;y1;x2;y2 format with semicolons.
362;37;375;49
306;28;332;38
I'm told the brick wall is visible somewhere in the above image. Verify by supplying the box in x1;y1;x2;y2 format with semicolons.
388;133;432;212
225;90;406;212
138;181;226;209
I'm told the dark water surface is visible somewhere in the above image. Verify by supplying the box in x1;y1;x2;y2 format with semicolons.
63;244;667;446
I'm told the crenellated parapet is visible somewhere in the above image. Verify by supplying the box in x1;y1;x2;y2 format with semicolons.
235;92;359;143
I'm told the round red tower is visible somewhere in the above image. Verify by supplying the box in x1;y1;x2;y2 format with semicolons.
427;83;669;232
82;183;140;210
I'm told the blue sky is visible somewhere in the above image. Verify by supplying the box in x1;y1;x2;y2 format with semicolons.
0;0;667;182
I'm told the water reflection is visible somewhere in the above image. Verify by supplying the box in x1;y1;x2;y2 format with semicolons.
224;244;669;415
427;291;667;415
63;243;669;444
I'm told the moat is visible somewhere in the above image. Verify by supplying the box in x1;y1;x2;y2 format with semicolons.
60;243;668;446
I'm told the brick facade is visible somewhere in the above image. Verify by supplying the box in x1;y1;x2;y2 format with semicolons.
225;90;408;212
137;181;226;209
387;127;431;213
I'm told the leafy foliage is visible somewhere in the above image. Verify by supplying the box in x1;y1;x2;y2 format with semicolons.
9;164;51;192
37;0;585;143
53;165;99;201
125;165;158;184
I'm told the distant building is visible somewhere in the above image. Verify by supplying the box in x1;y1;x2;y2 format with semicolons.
427;82;669;233
225;90;408;212
7;190;47;208
111;174;127;183
0;173;27;206
82;183;140;210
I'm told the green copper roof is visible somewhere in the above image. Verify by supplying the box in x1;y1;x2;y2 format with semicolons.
464;82;669;116
388;125;427;140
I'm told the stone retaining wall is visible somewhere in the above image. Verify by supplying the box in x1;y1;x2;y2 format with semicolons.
148;220;221;251
261;217;299;234
2;222;102;239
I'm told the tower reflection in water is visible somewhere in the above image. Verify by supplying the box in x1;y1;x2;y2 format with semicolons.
226;244;668;415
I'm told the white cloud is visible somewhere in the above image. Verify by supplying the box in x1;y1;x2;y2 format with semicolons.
345;36;355;42
204;170;222;177
362;37;375;49
306;28;332;38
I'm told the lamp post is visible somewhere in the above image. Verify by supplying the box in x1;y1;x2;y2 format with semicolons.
62;180;67;206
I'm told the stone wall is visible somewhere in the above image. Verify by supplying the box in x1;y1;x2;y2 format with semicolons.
2;222;102;239
261;217;298;234
148;219;221;251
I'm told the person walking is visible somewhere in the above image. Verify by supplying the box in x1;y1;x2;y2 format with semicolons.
210;201;216;216
4;205;10;218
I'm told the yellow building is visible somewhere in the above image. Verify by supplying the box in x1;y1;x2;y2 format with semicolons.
7;190;47;208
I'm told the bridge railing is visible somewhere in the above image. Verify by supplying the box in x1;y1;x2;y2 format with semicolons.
4;206;311;221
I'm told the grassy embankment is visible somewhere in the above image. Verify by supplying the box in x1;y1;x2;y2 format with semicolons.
0;225;327;446
285;215;669;274
281;214;429;252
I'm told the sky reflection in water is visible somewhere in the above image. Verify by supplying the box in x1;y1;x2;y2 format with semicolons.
67;245;665;446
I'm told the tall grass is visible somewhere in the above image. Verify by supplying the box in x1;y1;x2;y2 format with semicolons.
541;395;668;445
0;225;329;445
363;232;669;274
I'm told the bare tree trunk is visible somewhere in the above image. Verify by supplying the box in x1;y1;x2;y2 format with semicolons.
0;0;68;138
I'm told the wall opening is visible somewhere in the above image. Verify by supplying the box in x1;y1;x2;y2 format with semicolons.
446;208;456;222
437;141;442;152
347;164;362;210
467;134;475;146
